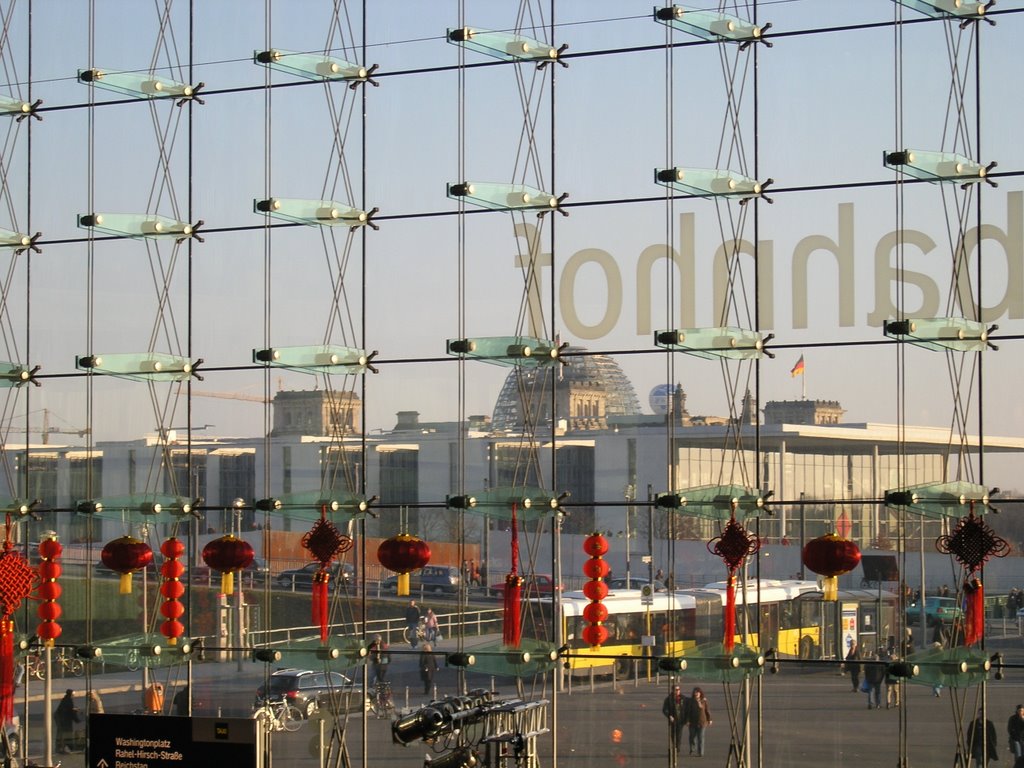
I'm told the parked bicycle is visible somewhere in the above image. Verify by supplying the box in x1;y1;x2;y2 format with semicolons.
253;698;303;733
25;649;85;681
370;681;394;719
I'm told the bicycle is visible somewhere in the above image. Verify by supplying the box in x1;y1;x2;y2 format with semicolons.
370;681;394;719
253;698;303;733
403;617;427;646
25;649;85;681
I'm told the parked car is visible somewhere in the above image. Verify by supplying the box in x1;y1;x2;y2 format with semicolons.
383;565;461;595
488;574;561;598
275;561;354;590
905;596;961;626
606;577;664;592
255;669;365;718
191;557;270;587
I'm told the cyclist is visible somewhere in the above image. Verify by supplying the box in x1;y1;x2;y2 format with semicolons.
404;600;422;648
369;635;391;683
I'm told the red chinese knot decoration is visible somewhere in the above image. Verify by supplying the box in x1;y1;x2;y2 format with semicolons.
101;535;153;595
377;534;431;598
583;533;609;648
937;504;1010;646
708;513;760;652
503;505;522;647
0;525;36;723
159;538;186;645
202;535;255;596
802;533;861;602
302;508;353;643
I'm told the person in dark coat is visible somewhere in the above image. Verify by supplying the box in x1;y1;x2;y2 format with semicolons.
864;650;886;709
54;689;80;753
405;600;422;648
369;634;391;684
969;710;999;765
418;643;438;696
662;684;688;755
845;641;862;692
1007;704;1024;761
685;686;712;756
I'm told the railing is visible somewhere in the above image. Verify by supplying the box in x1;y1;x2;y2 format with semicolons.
245;607;505;650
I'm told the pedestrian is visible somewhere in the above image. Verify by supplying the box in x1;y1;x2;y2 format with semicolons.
845;641;862;692
54;689;80;754
661;684;687;756
884;648;901;709
418;643;438;696
1007;704;1024;761
87;690;104;714
144;682;164;714
968;709;998;765
172;685;189;717
655;568;665;585
369;634;391;684
864;650;885;709
424;608;440;643
405;600;422;648
686;686;712;756
470;560;481;587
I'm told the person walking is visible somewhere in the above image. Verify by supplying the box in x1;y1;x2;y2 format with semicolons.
969;710;998;765
405;600;422;648
1008;704;1024;761
686;686;712;756
424;608;440;643
54;689;80;754
418;643;438;696
845;641;862;692
661;684;687;757
864;650;885;709
369;634;391;684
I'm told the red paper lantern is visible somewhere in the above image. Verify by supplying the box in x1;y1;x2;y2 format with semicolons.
582;558;610;580
202;535;255;596
582;579;609;602
802;533;861;601
583;534;609;558
377;534;431;597
101;536;153;595
581;624;608;647
159;538;185;645
582;602;608;623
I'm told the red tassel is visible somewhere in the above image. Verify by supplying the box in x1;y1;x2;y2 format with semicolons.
312;570;329;642
503;574;522;646
724;571;737;652
964;578;984;646
0;620;12;724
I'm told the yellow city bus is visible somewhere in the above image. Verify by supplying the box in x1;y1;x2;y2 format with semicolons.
561;579;825;675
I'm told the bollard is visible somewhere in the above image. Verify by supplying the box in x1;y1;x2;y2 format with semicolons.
589;665;595;694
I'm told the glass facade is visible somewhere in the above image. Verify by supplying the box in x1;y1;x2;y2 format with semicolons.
0;2;1020;766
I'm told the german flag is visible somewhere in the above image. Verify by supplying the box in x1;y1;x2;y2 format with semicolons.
790;355;805;377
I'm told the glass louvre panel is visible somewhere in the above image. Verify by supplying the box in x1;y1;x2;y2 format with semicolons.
654;327;765;359
655;167;764;199
253;197;372;227
446;335;560;367
455;485;562;522
78;68;197;99
0;95;32;116
0;228;33;248
885;480;990;519
894;0;989;19
272;488;370;521
76;212;194;239
883;149;990;184
260;635;369;668
654;6;764;43
75;352;195;381
252;344;372;373
86;493;196;520
447;27;560;62
0;361;33;387
446;181;560;212
253;49;369;81
883;317;991;352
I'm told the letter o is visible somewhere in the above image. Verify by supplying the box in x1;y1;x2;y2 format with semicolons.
559;248;622;340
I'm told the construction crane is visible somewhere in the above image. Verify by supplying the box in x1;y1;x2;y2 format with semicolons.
6;409;91;445
174;385;270;403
